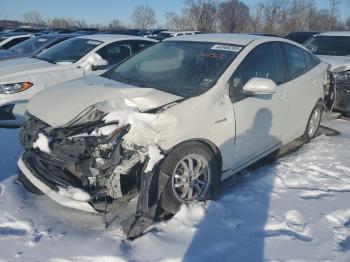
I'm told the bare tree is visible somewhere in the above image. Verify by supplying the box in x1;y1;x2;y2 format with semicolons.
183;0;218;32
165;12;188;30
108;19;124;29
131;5;157;29
22;11;44;26
217;0;251;33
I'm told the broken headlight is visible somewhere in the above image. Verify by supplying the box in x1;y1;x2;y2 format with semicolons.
63;105;107;127
334;69;350;82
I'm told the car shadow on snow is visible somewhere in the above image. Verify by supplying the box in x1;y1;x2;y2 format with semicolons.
181;108;282;262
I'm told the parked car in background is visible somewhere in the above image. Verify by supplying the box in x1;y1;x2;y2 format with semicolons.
137;29;167;38
40;28;73;34
285;31;320;44
72;28;99;35
18;33;327;238
0;33;33;49
11;27;46;34
0;34;157;126
0;33;80;61
304;31;350;114
149;30;201;41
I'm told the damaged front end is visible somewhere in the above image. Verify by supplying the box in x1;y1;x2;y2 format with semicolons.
18;110;171;238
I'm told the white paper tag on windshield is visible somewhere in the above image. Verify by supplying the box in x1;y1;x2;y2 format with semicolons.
87;40;101;45
211;44;242;52
38;38;48;42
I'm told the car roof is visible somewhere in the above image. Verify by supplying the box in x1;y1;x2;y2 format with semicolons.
319;31;350;37
164;33;267;46
76;33;157;43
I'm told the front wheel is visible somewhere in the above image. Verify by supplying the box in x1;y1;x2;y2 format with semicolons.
160;142;220;214
304;102;323;142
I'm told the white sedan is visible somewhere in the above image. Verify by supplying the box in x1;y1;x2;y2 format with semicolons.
304;31;350;114
0;34;157;126
18;34;328;238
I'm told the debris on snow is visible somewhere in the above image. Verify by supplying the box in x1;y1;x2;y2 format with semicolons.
58;186;91;202
33;133;52;154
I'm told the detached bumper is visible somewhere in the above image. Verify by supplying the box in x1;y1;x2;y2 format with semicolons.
18;154;97;213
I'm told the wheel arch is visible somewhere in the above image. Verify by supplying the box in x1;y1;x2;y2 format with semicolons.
163;138;223;175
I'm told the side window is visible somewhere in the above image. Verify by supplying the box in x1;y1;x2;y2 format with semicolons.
2;37;29;49
96;42;133;65
229;42;284;102
305;51;320;70
282;43;308;80
134;40;155;52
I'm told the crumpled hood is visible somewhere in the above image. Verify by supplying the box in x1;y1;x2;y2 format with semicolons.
318;55;350;72
0;57;57;81
28;75;183;127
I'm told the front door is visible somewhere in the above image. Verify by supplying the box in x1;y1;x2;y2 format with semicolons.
228;42;288;170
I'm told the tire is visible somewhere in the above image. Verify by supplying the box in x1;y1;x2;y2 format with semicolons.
160;141;220;214
18;170;44;195
304;102;324;142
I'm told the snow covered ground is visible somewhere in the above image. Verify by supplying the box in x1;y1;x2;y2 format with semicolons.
0;117;349;262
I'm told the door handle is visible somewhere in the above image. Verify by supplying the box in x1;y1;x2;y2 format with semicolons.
279;93;287;101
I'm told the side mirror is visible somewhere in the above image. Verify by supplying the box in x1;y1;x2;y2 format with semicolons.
80;53;108;72
242;77;276;96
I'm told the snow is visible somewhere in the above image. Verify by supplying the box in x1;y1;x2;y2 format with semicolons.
58;186;91;202
80;53;108;72
145;144;164;172
32;133;52;154
0;117;350;261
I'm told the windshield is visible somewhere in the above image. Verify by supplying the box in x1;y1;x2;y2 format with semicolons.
105;41;241;98
304;35;350;56
36;38;102;64
9;35;55;54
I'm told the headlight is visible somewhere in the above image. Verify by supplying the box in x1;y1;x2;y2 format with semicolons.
0;82;33;94
334;69;350;82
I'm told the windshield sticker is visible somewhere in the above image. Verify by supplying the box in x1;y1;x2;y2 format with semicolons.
200;52;225;59
211;44;242;52
87;40;102;45
38;38;48;42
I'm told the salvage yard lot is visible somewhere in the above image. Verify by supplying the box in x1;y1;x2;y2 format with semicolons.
0;117;350;261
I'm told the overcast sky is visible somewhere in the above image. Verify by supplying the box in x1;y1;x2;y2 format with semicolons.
0;0;349;26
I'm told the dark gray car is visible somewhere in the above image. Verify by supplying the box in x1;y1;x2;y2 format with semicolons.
0;33;81;61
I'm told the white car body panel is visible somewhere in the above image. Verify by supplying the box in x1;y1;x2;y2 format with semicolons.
24;33;327;185
0;34;157;125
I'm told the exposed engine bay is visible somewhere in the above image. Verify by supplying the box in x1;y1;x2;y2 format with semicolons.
19;110;172;239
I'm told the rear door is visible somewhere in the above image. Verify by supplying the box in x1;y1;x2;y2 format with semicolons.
229;42;288;170
280;43;322;142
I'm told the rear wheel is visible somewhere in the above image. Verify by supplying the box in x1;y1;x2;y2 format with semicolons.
304;102;323;142
160;142;219;214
